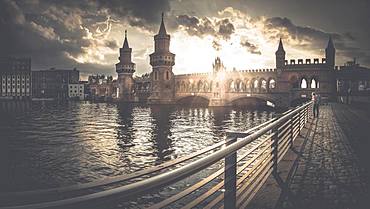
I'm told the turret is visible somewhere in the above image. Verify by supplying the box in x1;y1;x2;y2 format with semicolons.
148;13;176;104
116;30;135;102
325;35;335;69
116;30;135;74
275;38;286;69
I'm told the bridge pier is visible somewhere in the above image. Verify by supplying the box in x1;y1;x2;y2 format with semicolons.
209;98;231;107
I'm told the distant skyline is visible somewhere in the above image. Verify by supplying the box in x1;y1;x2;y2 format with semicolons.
1;0;369;79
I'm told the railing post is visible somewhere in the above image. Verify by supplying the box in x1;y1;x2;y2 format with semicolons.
272;125;279;176
290;115;294;146
224;136;237;209
299;109;302;131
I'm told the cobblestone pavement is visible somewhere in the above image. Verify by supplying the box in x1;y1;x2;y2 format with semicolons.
249;104;369;209
276;104;369;209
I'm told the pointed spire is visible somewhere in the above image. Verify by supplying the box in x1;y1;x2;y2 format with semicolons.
123;30;129;49
326;35;335;49
277;38;285;52
158;12;167;35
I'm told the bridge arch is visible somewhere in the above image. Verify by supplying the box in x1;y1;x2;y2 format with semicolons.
228;94;277;108
176;95;210;106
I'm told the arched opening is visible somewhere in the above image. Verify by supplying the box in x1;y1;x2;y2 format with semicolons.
190;83;195;92
185;82;190;92
300;78;307;89
246;80;251;92
203;81;209;92
165;71;170;80
229;80;235;92
197;80;203;92
260;79;267;92
269;79;276;90
235;79;242;92
310;78;318;88
252;79;259;92
177;96;210;107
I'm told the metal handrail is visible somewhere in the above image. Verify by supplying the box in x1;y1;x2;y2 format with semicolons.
1;102;313;209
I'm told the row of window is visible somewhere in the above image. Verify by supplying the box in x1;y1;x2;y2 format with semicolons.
153;71;171;81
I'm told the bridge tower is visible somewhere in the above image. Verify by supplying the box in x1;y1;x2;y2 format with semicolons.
148;13;176;104
209;57;230;106
116;30;136;102
275;38;286;69
325;36;336;69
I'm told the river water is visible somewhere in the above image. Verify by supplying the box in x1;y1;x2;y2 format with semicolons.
0;101;274;193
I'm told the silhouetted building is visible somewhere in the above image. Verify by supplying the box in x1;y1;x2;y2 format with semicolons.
336;59;370;94
0;57;31;100
32;68;79;100
88;75;117;101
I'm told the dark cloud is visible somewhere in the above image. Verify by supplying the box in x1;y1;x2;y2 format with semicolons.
264;17;339;46
216;18;234;40
176;14;235;40
176;15;215;37
240;40;261;55
1;0;369;75
105;40;118;49
94;0;171;31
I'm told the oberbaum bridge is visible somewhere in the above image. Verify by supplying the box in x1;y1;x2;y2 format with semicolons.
2;14;370;209
115;15;370;108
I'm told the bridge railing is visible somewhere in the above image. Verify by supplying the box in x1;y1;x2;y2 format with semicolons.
0;101;313;209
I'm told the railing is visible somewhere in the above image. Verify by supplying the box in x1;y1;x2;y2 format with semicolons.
0;101;313;209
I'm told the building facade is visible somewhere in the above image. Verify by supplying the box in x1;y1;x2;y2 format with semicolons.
68;83;85;100
0;57;31;100
88;75;117;101
32;68;79;100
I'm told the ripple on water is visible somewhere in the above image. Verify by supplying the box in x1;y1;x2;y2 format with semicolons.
0;101;274;191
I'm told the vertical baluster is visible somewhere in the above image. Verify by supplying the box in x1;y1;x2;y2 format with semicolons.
224;136;237;209
272;125;279;176
290;114;294;146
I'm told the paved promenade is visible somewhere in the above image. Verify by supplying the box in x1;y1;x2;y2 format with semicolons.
249;104;369;209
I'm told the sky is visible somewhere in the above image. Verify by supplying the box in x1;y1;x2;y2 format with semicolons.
0;0;369;80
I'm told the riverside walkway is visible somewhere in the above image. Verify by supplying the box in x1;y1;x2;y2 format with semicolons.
249;103;370;209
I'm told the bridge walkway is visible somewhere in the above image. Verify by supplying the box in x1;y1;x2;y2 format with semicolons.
248;104;369;209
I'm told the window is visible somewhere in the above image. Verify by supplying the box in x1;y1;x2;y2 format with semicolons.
166;71;170;80
300;78;307;88
154;71;158;80
311;78;317;89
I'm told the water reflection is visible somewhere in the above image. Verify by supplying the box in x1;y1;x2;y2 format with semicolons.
0;101;273;192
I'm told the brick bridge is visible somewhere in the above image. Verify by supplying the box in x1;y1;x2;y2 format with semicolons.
172;57;333;108
117;14;369;108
